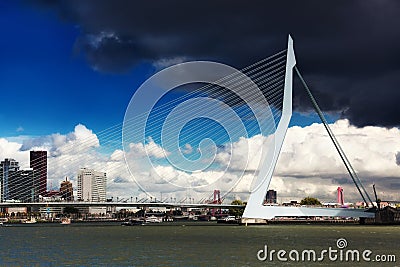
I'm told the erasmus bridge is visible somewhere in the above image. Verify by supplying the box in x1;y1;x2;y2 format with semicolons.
1;36;375;220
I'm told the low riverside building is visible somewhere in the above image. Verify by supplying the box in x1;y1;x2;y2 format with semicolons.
6;207;27;216
39;206;63;219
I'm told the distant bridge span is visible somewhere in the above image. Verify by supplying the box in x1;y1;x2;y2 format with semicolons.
0;202;245;209
0;202;375;219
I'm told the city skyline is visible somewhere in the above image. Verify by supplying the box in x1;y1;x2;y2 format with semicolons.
0;154;75;202
1;2;400;202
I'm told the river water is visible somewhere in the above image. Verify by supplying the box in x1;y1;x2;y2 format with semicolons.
0;222;399;266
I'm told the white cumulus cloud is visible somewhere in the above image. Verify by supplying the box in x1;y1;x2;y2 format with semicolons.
1;120;399;203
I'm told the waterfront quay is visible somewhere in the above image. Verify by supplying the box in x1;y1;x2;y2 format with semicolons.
2;201;398;225
0;201;244;223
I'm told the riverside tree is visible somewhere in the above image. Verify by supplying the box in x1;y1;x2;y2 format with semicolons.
300;197;322;206
229;200;246;217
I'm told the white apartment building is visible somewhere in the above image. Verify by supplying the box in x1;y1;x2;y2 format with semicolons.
77;168;106;202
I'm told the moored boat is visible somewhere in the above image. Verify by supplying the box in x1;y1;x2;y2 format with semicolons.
60;218;71;225
121;218;145;226
217;216;239;224
145;215;162;223
23;217;37;224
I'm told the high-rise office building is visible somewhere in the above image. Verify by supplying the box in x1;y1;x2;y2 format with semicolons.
0;159;20;201
30;151;47;196
265;189;277;204
9;169;35;202
77;168;106;202
60;177;73;201
0;159;37;202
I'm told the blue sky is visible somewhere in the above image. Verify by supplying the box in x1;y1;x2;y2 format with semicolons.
0;1;151;138
1;1;399;202
0;1;332;143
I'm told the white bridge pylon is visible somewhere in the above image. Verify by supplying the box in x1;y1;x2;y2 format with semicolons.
242;35;374;220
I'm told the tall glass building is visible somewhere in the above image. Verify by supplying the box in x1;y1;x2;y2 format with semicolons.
0;159;20;201
0;159;36;202
30;151;48;197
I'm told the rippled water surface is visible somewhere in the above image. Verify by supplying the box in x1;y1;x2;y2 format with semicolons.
0;222;399;266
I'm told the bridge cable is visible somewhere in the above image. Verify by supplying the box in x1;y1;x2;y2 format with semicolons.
294;66;374;206
5;54;287;202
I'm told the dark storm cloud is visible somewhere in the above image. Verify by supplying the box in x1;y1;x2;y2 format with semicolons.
29;0;400;127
